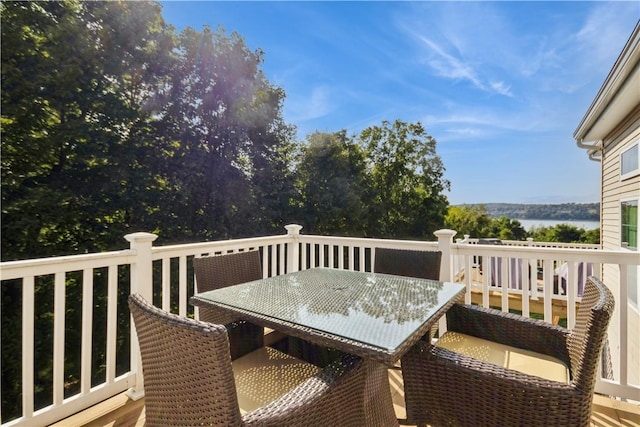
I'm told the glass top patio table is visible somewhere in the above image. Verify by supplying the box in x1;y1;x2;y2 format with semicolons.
191;267;465;365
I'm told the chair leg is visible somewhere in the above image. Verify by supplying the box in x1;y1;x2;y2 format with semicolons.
227;321;264;360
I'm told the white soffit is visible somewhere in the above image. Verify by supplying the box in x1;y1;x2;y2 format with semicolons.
574;22;640;143
581;62;640;142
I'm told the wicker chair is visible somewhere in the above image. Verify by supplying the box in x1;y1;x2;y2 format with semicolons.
193;251;264;359
400;276;615;427
374;248;442;281
374;248;443;346
129;294;398;426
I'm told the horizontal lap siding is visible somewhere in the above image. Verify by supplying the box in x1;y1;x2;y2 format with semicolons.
600;107;640;389
601;109;640;253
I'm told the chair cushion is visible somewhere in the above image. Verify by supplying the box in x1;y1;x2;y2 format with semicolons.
232;346;322;414
436;331;570;383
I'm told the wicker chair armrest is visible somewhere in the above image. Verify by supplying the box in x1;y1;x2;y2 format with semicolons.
432;341;572;388
243;354;395;426
446;303;570;363
401;341;585;426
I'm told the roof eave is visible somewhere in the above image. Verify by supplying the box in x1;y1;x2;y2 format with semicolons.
574;22;640;155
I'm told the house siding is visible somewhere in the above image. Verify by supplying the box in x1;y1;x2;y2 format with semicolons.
601;106;640;387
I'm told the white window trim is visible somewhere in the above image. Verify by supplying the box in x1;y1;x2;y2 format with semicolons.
621;196;639;250
621;196;639;310
620;141;639;181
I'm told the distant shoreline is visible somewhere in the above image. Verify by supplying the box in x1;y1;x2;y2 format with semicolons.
515;218;600;230
457;202;600;222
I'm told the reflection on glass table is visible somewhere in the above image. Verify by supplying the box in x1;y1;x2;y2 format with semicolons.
192;268;465;366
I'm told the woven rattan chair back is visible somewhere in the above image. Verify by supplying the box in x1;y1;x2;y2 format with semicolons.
374;248;442;281
193;251;264;358
567;276;615;391
194;250;263;292
129;293;242;426
400;275;615;427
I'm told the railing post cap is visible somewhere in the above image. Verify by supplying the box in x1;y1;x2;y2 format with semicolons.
433;229;457;238
285;224;303;235
124;232;158;243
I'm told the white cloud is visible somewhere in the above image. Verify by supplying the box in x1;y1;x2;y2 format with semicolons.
284;85;334;123
531;3;638;94
400;2;635;101
404;20;515;98
489;81;513;98
444;127;490;138
423;111;538;132
417;36;484;90
575;3;638;68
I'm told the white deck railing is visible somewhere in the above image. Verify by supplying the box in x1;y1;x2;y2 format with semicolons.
1;225;638;426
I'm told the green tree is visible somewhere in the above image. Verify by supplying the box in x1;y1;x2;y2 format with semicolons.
445;205;493;237
2;3;296;419
487;216;527;240
295;131;369;235
154;25;296;241
582;228;600;244
1;1;173;419
1;0;173;260
358;120;449;239
529;224;599;244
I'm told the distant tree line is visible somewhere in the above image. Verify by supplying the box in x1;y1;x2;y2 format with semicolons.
466;203;600;221
446;205;599;244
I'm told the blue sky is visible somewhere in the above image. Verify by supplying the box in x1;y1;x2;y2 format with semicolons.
160;1;639;205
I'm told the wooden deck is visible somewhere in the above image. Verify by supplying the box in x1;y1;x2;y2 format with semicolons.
47;275;640;427
51;368;640;427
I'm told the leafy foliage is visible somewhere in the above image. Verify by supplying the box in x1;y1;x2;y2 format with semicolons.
445;205;493;238
150;25;297;240
1;2;297;259
486;216;528;240
529;224;599;244
295;131;369;235
1;0;174;258
358;120;450;239
295;121;451;239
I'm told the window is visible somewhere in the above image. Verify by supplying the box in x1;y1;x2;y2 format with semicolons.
621;199;638;250
620;142;639;179
622;198;639;310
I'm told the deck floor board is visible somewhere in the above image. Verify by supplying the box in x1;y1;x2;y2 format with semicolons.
50;368;639;427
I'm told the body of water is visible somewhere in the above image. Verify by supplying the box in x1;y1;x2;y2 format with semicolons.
515;219;600;230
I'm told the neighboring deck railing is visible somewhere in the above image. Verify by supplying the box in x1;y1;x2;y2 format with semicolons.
1;225;638;426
